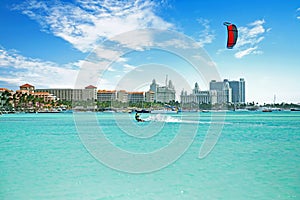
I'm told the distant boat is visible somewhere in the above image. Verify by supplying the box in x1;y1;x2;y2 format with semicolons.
135;109;150;113
262;108;272;112
271;107;281;111
291;108;300;111
261;95;281;112
234;109;248;112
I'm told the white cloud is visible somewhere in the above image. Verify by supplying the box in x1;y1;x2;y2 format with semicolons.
235;47;257;59
0;47;127;90
94;46;124;61
155;38;192;49
233;19;268;58
111;29;155;51
197;18;215;47
0;47;79;88
123;63;136;72
15;0;173;53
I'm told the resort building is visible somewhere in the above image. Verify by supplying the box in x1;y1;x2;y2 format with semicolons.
181;78;245;105
209;80;232;104
15;89;33;98
36;85;97;101
127;92;144;103
3;84;56;108
15;84;35;99
116;90;128;103
145;91;155;102
33;92;56;102
20;83;35;93
180;83;217;105
0;88;13;95
84;85;97;101
97;90;117;102
149;77;176;103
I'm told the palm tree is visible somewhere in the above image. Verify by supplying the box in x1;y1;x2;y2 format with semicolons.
1;90;12;111
0;95;5;110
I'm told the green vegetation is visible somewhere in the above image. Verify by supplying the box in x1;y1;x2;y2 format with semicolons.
0;90;13;111
0;92;73;113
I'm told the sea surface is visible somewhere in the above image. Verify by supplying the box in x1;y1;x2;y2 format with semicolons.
0;111;299;199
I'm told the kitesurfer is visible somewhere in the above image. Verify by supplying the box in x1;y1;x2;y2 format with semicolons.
135;112;144;122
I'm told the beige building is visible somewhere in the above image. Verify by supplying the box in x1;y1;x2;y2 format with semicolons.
97;90;117;102
33;92;56;102
116;90;128;103
20;83;35;92
127;92;144;103
36;85;97;101
84;85;97;101
145;91;155;102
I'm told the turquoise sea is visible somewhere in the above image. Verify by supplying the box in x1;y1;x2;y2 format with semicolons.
1;111;299;199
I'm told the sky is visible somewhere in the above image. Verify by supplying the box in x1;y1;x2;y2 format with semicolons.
0;0;300;104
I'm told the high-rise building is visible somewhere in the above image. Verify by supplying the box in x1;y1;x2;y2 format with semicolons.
209;80;232;104
239;78;245;103
228;78;245;104
150;79;158;98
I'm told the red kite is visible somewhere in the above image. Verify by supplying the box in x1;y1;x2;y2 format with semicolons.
223;22;238;49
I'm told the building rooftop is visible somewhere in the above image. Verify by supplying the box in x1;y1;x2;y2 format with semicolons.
128;92;144;94
20;83;34;88
98;90;116;93
85;85;97;89
0;88;12;92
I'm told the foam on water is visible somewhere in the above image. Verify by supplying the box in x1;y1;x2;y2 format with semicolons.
144;114;182;123
144;114;230;125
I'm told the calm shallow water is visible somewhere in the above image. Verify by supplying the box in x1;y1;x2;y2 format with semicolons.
0;112;299;199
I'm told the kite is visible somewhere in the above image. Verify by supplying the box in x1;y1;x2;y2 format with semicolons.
223;22;238;49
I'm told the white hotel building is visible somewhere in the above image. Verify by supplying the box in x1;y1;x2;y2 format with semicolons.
180;78;245;105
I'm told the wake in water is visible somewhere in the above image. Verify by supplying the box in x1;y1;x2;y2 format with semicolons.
143;114;229;125
144;114;182;123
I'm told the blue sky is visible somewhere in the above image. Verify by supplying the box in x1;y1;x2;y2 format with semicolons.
0;0;299;103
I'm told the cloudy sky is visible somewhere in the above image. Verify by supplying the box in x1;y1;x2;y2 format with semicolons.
0;0;299;103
